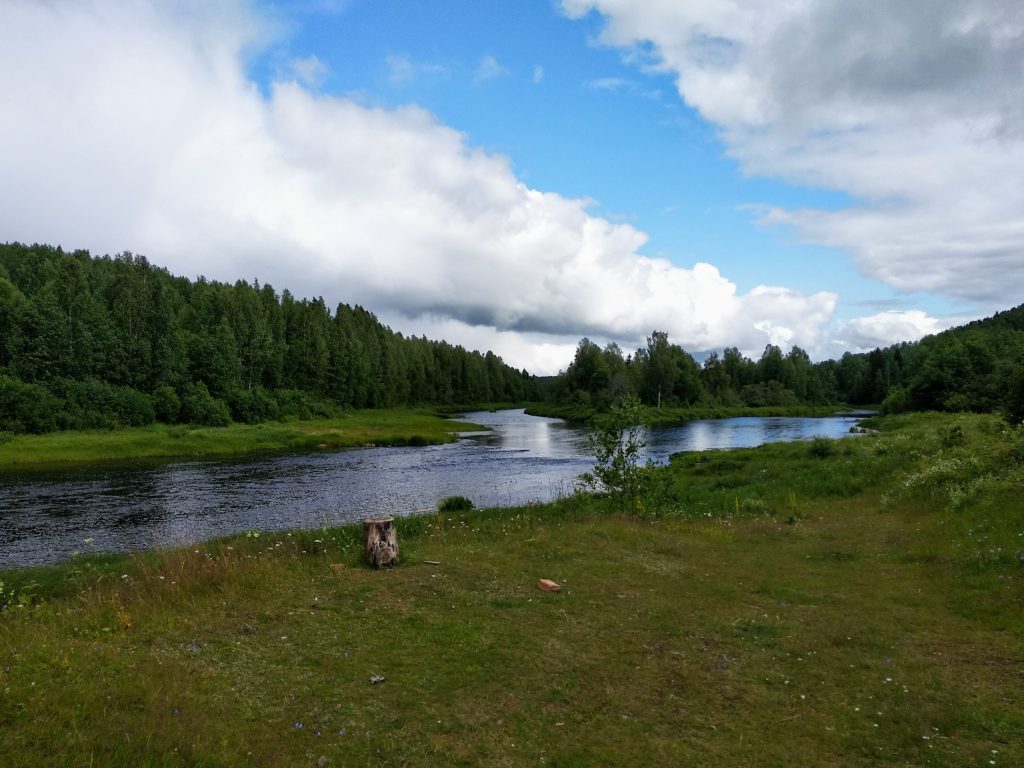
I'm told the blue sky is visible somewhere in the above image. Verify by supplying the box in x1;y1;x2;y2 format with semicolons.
263;0;890;307
2;0;1021;373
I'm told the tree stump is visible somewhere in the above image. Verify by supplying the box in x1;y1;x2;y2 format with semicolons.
363;517;399;568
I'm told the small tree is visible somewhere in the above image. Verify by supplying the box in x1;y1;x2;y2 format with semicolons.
579;395;654;513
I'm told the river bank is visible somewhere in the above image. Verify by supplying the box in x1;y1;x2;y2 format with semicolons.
0;403;856;473
2;412;1021;766
525;401;861;425
0;409;485;471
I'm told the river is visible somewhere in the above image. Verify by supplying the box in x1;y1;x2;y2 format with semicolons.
0;410;863;567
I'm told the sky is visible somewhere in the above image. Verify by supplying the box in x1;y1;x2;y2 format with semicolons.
1;0;1022;375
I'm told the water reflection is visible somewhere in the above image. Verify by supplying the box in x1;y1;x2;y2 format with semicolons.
0;410;859;567
644;415;863;462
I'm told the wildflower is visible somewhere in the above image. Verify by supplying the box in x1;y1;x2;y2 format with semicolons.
296;722;303;729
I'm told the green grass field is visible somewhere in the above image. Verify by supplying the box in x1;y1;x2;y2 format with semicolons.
1;412;1021;766
0;409;485;471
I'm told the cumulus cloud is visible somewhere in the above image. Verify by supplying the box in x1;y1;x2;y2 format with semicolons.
828;310;955;354
562;0;1024;308
1;0;845;373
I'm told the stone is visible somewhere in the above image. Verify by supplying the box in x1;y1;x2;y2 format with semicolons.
537;578;561;592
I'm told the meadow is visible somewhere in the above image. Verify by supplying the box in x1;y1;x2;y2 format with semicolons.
1;412;1021;766
0;410;485;471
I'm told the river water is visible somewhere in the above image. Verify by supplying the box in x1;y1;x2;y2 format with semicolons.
0;410;862;567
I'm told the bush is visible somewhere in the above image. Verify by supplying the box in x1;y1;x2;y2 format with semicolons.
880;385;909;415
275;389;333;420
152;385;181;424
227;386;280;424
181;382;231;426
808;437;835;458
0;375;59;433
438;495;474;513
46;378;155;430
579;395;660;515
113;386;155;427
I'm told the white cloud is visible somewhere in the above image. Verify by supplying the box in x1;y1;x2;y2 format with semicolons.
586;77;661;100
586;76;632;91
532;64;545;84
827;310;955;354
288;54;327;88
0;0;844;374
561;0;1024;309
385;53;448;85
473;54;509;83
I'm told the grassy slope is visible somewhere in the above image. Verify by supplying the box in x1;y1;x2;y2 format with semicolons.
0;410;485;470
1;413;1022;766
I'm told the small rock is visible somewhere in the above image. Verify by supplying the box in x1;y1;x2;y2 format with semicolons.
537;579;561;592
369;674;385;684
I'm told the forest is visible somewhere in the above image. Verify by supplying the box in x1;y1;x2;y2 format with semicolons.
545;311;1024;422
1;242;1022;436
0;243;536;434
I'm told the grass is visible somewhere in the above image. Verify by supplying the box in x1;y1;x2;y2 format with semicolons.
0;409;485;471
1;412;1022;766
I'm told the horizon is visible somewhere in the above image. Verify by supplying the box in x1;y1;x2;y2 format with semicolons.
3;1;1022;374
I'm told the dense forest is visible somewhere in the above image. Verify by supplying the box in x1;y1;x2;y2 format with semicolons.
0;243;537;434
547;308;1024;422
2;242;1022;436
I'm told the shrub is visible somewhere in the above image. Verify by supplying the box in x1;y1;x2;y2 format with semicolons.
808;437;835;458
181;382;231;427
113;386;155;427
880;385;909;415
152;385;181;424
0;375;59;433
275;389;333;420
226;386;280;424
438;495;474;513
579;395;660;514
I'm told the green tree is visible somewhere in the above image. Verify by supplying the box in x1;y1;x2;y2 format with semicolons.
579;395;656;513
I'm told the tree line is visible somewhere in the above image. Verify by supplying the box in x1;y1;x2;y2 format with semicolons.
549;308;1024;422
2;242;1022;436
0;243;537;434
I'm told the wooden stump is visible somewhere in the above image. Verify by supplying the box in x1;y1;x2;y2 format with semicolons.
363;517;399;568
